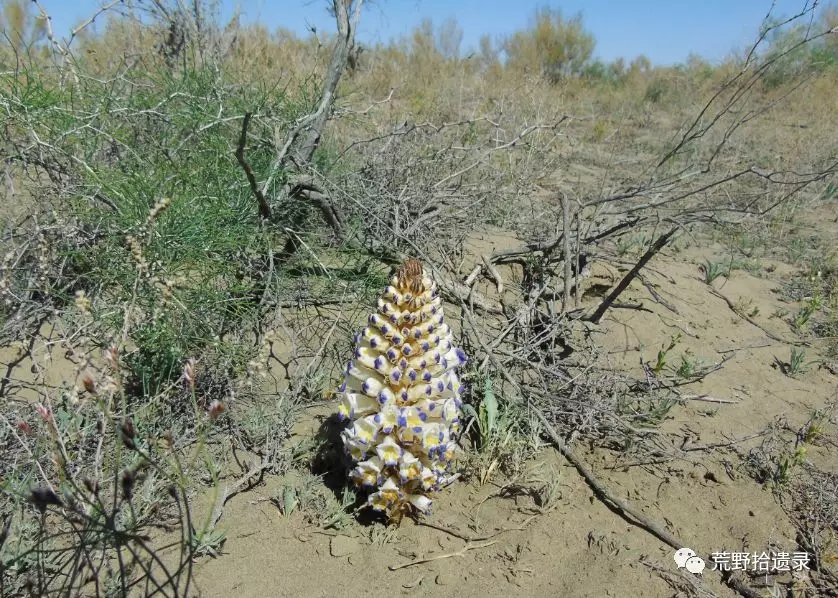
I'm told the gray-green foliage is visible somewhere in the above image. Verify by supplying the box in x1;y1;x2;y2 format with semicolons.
1;59;306;394
503;7;596;82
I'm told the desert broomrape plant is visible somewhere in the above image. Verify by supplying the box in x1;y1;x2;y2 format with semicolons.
336;258;468;521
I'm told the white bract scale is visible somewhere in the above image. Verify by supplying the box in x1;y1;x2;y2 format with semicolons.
336;260;468;522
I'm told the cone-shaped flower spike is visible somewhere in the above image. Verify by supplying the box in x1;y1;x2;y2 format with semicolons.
337;259;467;521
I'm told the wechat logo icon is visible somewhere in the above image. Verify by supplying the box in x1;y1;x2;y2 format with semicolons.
674;548;706;574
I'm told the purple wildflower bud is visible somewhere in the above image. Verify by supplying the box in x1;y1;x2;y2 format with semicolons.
374;356;384;370
412;426;423;433
402;345;412;355
387;348;398;361
408;370;417;381
361;380;371;393
381;303;388;313
399;358;408;370
382;426;393;434
431;306;437;314
401;390;408;401
374;414;381;423
419;411;427;421
447;380;453;390
456;348;467;364
428;325;435;333
370;337;378;348
425;386;432;396
338;382;347;392
436;381;444;392
423;372;432;382
393;336;402;346
381;323;389;334
420;359;427;369
392;370;401;382
428;402;436;410
378;392;388;404
421;341;430;352
368;314;376;324
414;329;422;339
390;314;398;324
397;413;407;427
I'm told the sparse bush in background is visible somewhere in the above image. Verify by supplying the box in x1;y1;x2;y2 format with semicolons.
503;7;595;82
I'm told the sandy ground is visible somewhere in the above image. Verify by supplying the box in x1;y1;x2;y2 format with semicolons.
183;224;836;598
3;213;834;598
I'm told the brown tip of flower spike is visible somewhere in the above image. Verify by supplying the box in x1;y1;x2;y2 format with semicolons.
397;258;425;295
337;257;468;522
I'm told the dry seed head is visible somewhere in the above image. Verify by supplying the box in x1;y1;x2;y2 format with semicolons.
126;235;149;277
208;399;225;421
183;358;196;391
74;290;91;314
35;403;52;422
103;345;119;370
146;197;172;225
81;372;97;395
121;417;137;450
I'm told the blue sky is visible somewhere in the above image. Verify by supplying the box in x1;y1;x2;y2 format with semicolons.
42;0;827;66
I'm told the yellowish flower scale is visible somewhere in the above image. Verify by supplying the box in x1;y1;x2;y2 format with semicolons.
337;259;467;521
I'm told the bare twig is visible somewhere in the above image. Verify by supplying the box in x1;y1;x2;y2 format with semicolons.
588;226;679;324
209;459;273;529
560;192;572;314
235;113;272;220
388;541;498;571
416;515;537;543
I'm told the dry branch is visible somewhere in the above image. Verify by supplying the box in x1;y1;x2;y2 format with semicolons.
234;0;362;248
235;113;272;220
588;226;679;324
388;541;498;571
560;193;572;314
209;459;273;530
